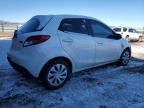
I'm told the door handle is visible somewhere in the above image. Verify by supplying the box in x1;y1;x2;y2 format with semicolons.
97;42;103;45
62;39;73;43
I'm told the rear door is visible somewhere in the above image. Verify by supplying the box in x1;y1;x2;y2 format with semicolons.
88;19;121;64
58;18;95;69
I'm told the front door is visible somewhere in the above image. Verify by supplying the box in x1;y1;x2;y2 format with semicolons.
88;19;121;64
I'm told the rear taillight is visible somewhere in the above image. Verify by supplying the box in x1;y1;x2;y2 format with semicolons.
23;35;50;47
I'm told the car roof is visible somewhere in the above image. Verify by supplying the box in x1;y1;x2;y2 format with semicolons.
34;14;107;25
35;14;96;19
34;14;106;25
54;14;95;19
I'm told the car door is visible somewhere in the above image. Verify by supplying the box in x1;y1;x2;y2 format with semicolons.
88;19;122;64
58;18;95;69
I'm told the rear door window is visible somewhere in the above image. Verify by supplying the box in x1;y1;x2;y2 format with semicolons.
59;18;89;35
123;28;127;32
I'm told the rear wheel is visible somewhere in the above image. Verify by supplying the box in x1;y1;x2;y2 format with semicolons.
42;59;71;90
118;49;131;66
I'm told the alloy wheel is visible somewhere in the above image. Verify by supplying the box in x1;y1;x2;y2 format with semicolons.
47;64;68;86
121;50;130;65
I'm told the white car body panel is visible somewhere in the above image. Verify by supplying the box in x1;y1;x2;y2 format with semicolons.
94;37;122;64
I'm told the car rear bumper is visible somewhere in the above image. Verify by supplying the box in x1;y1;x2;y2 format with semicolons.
7;51;44;78
7;57;31;75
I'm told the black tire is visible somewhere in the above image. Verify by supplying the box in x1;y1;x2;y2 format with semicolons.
42;59;71;90
118;49;131;66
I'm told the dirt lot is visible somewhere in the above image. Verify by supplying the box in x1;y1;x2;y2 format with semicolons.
131;41;144;60
0;39;144;108
0;32;13;37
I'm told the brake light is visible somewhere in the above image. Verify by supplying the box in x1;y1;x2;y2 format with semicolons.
23;35;50;47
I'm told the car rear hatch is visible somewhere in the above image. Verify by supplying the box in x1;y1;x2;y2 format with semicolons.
11;15;53;51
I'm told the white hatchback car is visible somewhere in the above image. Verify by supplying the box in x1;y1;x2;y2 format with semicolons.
7;15;131;89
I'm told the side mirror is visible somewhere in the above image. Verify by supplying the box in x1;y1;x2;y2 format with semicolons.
115;33;122;40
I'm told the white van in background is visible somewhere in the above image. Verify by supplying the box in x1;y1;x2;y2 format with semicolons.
113;27;143;42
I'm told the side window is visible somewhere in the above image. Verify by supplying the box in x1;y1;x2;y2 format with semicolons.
129;29;134;33
113;28;121;32
89;20;113;38
123;28;127;32
59;19;88;34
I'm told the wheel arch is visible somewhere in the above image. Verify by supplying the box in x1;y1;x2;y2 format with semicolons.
122;47;131;56
38;56;72;79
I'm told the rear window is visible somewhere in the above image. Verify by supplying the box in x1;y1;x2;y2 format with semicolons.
113;28;121;32
19;18;40;34
19;15;53;34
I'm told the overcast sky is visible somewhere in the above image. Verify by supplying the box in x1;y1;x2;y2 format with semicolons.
0;0;144;28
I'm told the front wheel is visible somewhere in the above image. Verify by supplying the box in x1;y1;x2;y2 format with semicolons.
42;59;71;90
118;49;131;66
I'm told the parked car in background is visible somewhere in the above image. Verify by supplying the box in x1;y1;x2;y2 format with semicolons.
7;15;131;89
113;27;143;42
